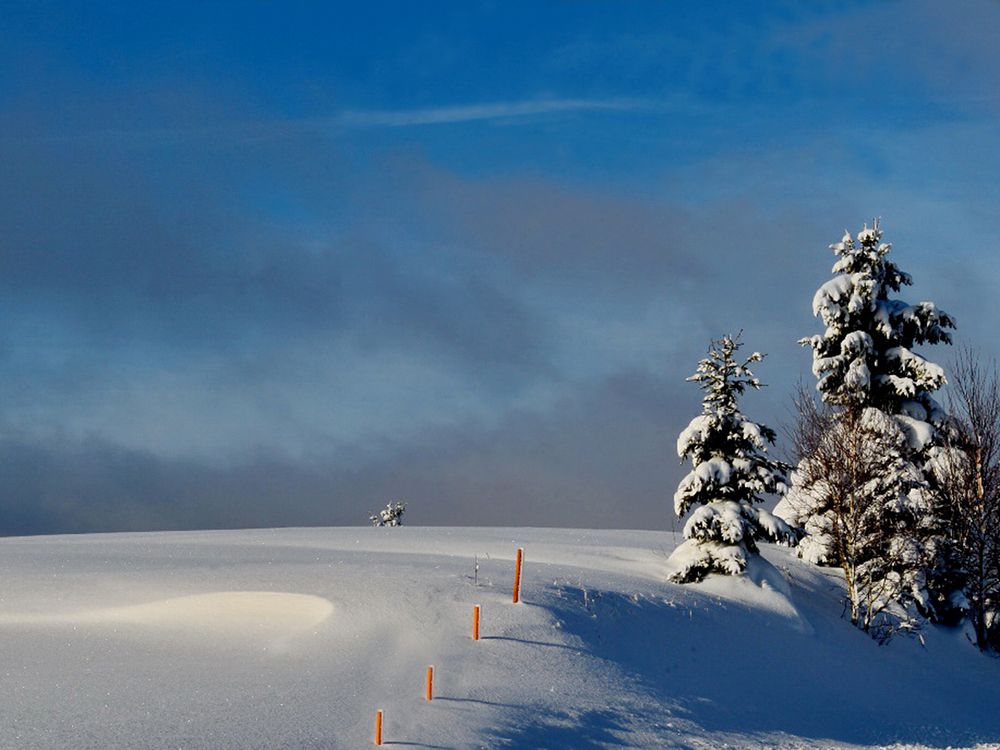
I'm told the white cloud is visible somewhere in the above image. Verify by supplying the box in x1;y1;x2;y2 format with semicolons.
332;97;656;127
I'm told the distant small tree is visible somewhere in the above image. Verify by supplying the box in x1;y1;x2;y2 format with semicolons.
370;501;406;527
667;334;797;583
928;349;1000;651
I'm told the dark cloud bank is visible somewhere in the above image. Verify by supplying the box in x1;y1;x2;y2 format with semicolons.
0;125;993;535
0;145;981;536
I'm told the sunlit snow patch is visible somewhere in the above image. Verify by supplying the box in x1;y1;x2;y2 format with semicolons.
0;591;334;639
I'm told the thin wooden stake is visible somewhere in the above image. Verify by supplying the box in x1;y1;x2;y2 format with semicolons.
374;710;383;746
512;547;523;603
425;665;434;701
473;604;480;640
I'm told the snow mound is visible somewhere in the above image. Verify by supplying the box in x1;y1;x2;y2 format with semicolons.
696;553;810;631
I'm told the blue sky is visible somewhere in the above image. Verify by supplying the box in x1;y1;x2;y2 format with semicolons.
1;0;998;533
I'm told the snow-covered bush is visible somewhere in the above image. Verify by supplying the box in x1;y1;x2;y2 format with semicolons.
369;501;406;527
667;335;796;583
778;219;960;628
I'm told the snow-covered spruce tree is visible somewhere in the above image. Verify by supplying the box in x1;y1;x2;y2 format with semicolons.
667;335;797;583
776;219;960;624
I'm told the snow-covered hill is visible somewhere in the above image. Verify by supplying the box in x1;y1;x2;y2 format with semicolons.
0;527;997;749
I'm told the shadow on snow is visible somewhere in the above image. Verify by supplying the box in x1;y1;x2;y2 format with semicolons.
482;564;1000;749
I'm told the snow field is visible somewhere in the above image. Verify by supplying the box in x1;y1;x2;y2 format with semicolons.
0;527;997;749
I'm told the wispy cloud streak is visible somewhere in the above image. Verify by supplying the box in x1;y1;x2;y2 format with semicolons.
333;98;657;127
9;98;665;147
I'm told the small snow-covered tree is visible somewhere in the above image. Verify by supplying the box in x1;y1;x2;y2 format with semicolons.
779;219;960;624
667;335;796;583
370;501;406;527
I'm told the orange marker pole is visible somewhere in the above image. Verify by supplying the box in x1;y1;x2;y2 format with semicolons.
473;604;481;640
425;665;434;701
374;710;383;746
512;547;523;603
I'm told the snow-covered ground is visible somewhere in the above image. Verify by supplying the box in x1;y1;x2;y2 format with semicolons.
0;527;997;749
